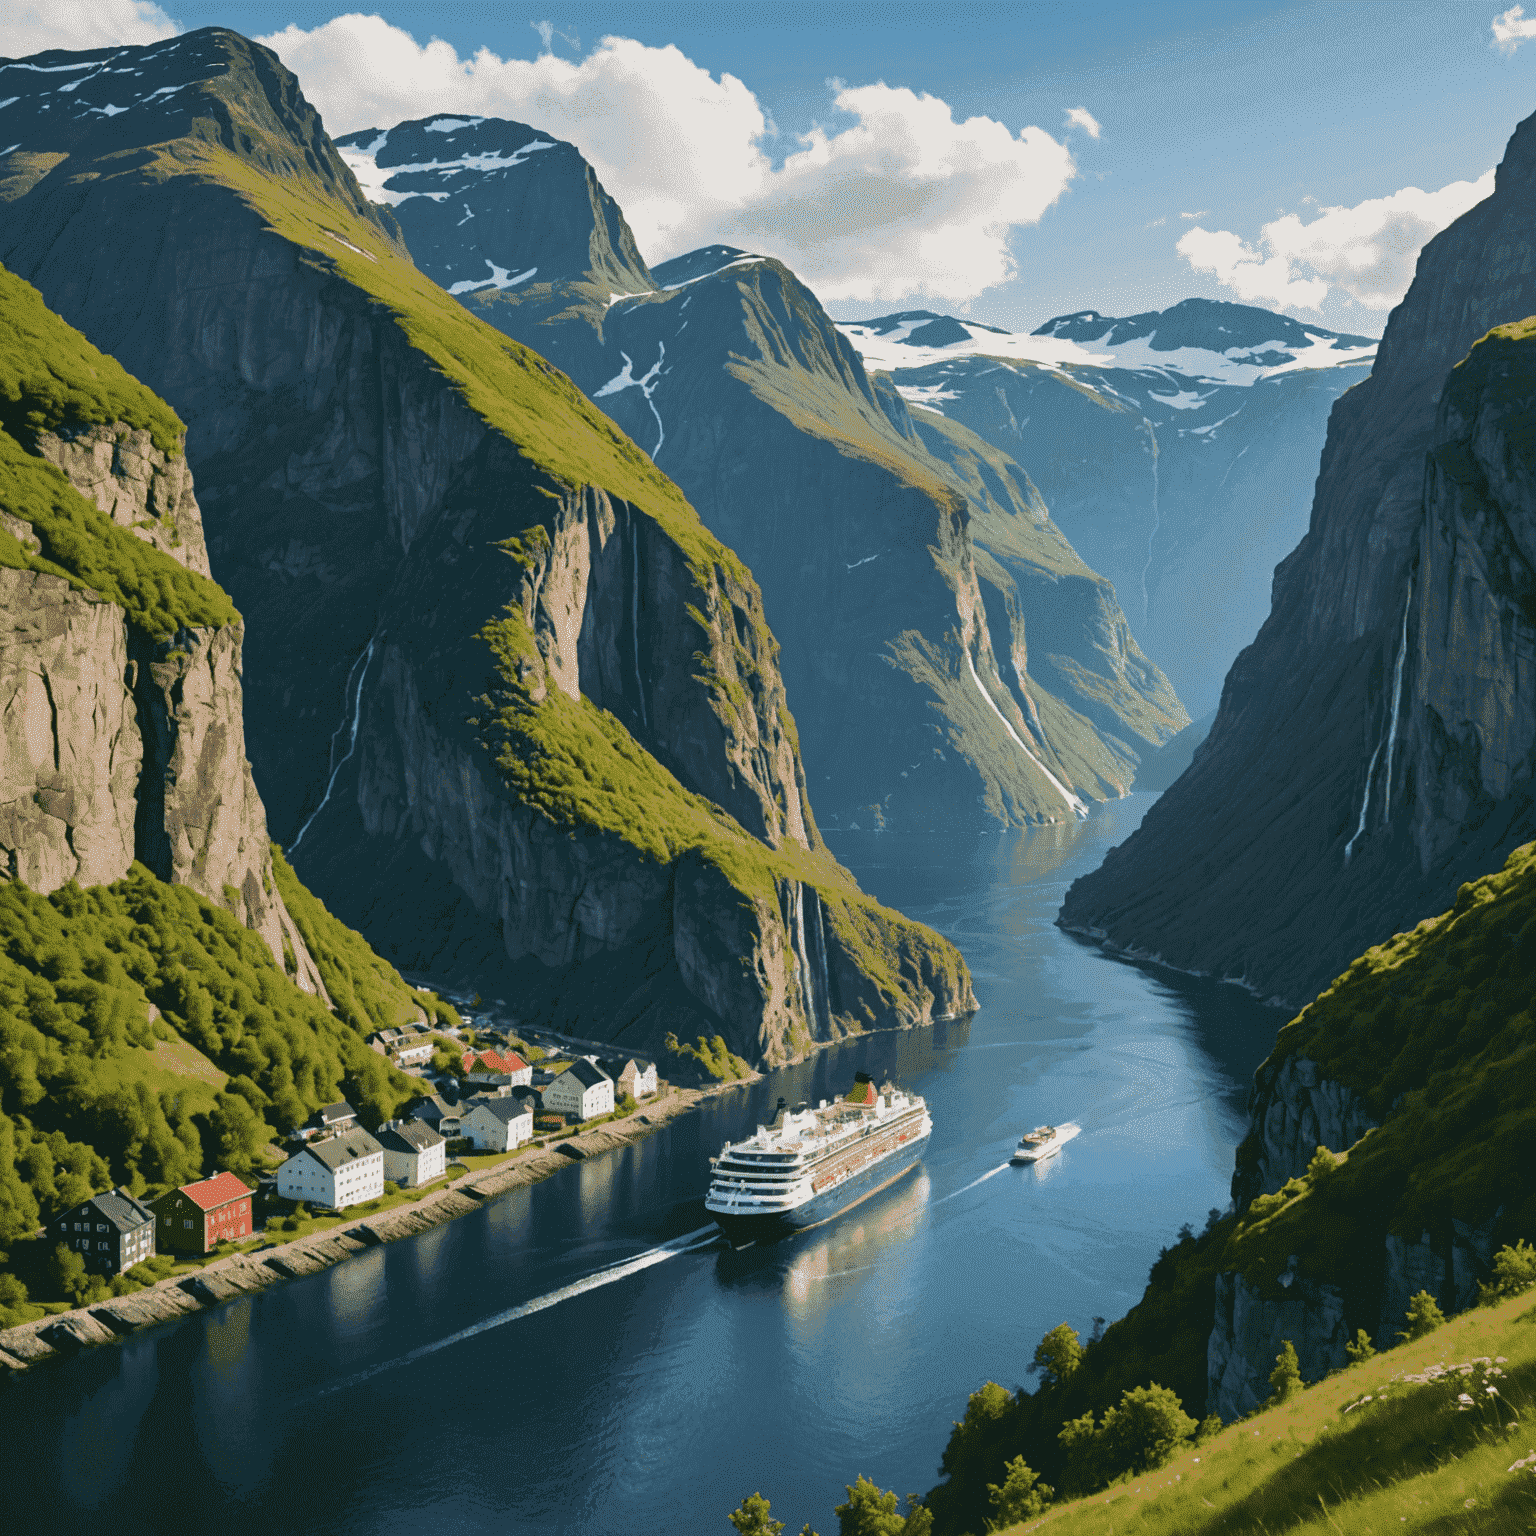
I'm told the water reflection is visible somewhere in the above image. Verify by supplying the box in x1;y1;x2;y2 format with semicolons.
195;1297;270;1492
58;1333;158;1508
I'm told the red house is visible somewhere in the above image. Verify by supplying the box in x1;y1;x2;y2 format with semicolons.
150;1171;255;1254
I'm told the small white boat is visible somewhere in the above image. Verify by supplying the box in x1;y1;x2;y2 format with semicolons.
1011;1121;1081;1164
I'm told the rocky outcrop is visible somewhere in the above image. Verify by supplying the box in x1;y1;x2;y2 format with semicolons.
34;423;211;575
1232;1055;1378;1204
1208;1266;1349;1420
1060;107;1536;1006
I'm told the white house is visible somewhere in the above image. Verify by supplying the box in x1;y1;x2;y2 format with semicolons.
545;1058;614;1121
462;1096;534;1152
277;1130;384;1210
464;1048;533;1087
599;1056;658;1101
376;1119;447;1187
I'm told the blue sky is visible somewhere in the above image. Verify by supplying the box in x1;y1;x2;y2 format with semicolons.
10;1;1536;334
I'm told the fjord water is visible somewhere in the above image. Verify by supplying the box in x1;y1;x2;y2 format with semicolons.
7;796;1281;1535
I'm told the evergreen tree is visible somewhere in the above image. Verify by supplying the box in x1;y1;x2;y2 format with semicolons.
1398;1290;1445;1341
1344;1328;1376;1364
985;1456;1052;1529
834;1477;928;1536
1269;1340;1302;1403
1479;1240;1536;1304
729;1493;784;1536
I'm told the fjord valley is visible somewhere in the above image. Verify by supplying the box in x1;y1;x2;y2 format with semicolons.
0;15;1534;1536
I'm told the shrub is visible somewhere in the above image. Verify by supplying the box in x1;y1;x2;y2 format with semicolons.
48;1242;88;1304
728;1493;785;1536
833;1476;929;1535
383;1181;399;1196
1269;1339;1302;1403
1399;1290;1446;1342
1306;1145;1340;1181
1479;1240;1536;1305
985;1456;1051;1529
1058;1383;1197;1496
1345;1328;1376;1363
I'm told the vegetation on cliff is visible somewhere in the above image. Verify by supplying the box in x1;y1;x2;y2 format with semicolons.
0;267;235;639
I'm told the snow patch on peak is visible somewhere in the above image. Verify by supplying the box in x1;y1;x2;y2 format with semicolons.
427;116;485;133
448;260;536;295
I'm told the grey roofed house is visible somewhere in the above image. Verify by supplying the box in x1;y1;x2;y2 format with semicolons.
470;1097;531;1126
414;1093;462;1125
375;1120;445;1155
87;1188;156;1230
303;1130;383;1170
309;1100;358;1131
511;1085;542;1112
563;1058;611;1089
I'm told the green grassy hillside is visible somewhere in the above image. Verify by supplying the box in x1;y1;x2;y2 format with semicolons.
997;1285;1536;1535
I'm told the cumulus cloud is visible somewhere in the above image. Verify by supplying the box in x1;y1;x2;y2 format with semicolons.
1064;106;1101;138
1493;5;1536;51
257;14;1075;303
1177;170;1495;311
0;0;179;56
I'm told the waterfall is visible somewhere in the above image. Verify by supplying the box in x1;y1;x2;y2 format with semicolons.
966;651;1087;818
1342;740;1382;866
630;509;648;730
291;636;376;852
1381;577;1413;824
1343;576;1414;864
1140;418;1160;625
811;888;832;1036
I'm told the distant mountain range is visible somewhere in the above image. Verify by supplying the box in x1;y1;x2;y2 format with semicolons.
335;116;1191;831
838;298;1377;717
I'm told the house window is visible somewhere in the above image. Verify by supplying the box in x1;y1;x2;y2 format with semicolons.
184;1220;193;1228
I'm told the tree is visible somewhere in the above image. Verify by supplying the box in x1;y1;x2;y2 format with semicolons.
1344;1328;1376;1364
208;1090;267;1177
729;1493;784;1536
48;1242;87;1303
1098;1384;1197;1476
1479;1240;1536;1305
1269;1340;1302;1403
834;1477;928;1536
1398;1290;1445;1342
985;1456;1052;1529
1031;1322;1084;1387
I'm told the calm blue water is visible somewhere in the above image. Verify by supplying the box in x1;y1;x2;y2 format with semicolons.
4;797;1281;1535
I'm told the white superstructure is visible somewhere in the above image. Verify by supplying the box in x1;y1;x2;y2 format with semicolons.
1010;1121;1081;1164
705;1076;931;1239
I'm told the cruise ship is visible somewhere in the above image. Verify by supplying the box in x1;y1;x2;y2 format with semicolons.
705;1073;931;1243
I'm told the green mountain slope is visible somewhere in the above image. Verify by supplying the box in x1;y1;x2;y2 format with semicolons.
0;29;972;1062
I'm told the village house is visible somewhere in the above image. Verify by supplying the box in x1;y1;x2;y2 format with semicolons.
463;1048;532;1086
277;1130;384;1211
414;1092;469;1139
598;1055;658;1101
461;1095;534;1152
51;1188;156;1276
296;1100;359;1143
376;1120;447;1187
150;1171;254;1254
544;1058;615;1121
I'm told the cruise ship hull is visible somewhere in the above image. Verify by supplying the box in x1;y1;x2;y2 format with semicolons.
709;1131;931;1245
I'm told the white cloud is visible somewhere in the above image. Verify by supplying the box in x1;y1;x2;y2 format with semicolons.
257;14;1075;304
1493;4;1536;51
1177;170;1495;311
1179;209;1208;221
0;0;179;56
1064;106;1100;138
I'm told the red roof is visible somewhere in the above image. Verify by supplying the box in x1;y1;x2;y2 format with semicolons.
473;1049;528;1075
179;1171;251;1211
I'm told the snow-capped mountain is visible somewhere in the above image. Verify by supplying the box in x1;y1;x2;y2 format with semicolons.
339;119;1191;829
839;300;1377;715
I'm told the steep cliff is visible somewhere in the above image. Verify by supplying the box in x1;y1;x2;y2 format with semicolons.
337;119;1187;831
1060;108;1536;1006
0;31;972;1063
0;261;322;995
841;301;1375;718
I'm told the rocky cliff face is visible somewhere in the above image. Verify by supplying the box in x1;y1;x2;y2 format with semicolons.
338;121;1187;830
0;30;972;1063
1207;1267;1348;1419
0;401;324;996
1060;108;1536;1007
841;300;1375;719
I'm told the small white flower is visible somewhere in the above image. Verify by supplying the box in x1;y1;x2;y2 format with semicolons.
1488;1386;1500;1397
1459;1393;1475;1403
